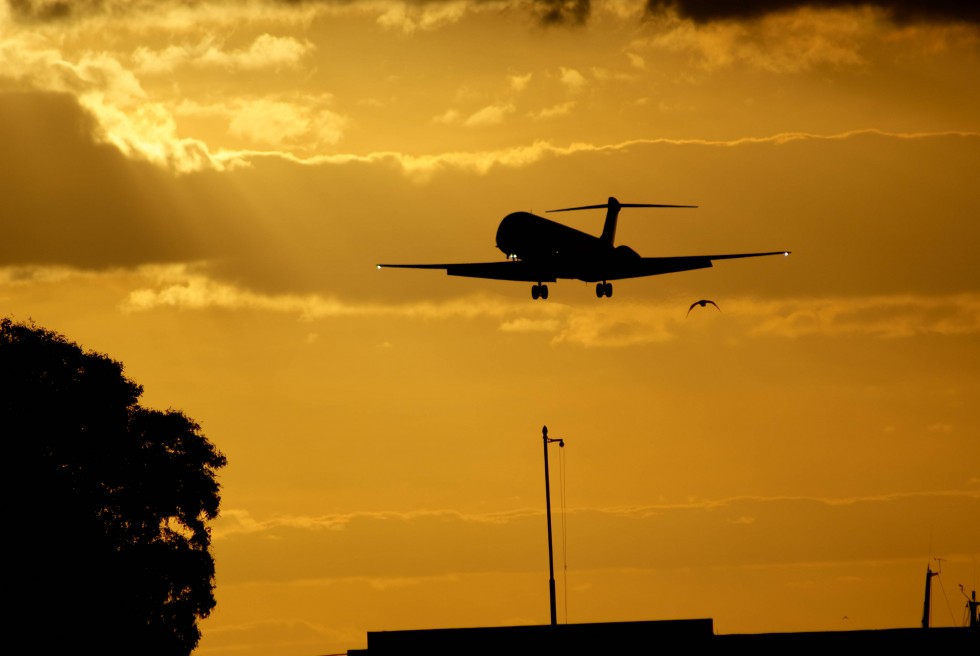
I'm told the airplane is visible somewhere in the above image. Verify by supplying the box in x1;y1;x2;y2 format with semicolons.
377;196;790;299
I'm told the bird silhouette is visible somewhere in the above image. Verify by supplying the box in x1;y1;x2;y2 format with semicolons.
687;299;720;317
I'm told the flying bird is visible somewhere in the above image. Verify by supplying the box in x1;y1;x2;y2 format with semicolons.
687;299;720;317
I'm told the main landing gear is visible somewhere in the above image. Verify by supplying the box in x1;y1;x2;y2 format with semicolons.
595;281;613;298
531;283;549;300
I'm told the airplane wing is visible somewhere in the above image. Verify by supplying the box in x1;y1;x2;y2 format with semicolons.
378;251;789;283
377;261;556;282
608;251;790;280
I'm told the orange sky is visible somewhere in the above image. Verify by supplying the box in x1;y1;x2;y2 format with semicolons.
2;2;978;654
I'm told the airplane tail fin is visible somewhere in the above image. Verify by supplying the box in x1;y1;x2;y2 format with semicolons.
547;197;697;248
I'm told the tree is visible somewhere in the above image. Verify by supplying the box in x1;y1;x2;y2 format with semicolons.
1;317;227;655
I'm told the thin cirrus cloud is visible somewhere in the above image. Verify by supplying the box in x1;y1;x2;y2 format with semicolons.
260;128;980;178
214;507;540;539
211;489;980;580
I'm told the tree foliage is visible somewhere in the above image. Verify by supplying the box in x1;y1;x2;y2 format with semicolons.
1;317;227;655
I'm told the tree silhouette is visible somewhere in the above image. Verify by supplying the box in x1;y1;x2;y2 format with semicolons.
1;317;227;655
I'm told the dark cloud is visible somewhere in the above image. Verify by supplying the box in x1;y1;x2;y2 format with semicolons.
0;90;480;299
646;1;980;24
7;0;978;27
5;0;594;27
277;0;594;26
529;0;590;25
6;0;88;21
0;91;252;270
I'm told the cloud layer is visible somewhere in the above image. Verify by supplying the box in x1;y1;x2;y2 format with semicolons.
647;1;980;25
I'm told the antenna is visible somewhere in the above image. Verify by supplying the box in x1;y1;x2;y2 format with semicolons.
922;558;943;628
961;585;979;628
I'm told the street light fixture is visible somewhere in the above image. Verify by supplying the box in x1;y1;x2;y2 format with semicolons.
542;425;564;626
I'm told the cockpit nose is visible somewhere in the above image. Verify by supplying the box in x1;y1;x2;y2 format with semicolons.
495;212;527;257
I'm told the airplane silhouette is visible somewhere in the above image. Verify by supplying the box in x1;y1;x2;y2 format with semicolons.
377;197;790;299
687;299;720;317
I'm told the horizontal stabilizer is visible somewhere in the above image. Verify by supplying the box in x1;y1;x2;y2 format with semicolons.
547;202;697;213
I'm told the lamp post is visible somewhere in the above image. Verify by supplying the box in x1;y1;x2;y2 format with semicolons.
542;425;564;626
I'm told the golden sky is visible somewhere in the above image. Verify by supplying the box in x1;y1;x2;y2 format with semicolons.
2;1;979;654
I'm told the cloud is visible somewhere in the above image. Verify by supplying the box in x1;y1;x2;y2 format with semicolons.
133;34;314;74
268;128;980;180
4;0;320;28
116;265;980;345
748;294;980;338
925;423;953;434
645;1;980;25
498;317;562;332
0;43;225;172
643;5;871;72
0;265;108;286
215;489;980;542
4;1;977;177
432;108;462;124
530;0;591;25
0;91;237;266
208;489;980;583
558;66;588;92
508;71;533;91
226;97;349;147
529;100;576;120
214;506;540;539
8;0;978;30
229;100;309;144
8;76;975;179
119;265;567;322
376;0;470;33
463;102;516;127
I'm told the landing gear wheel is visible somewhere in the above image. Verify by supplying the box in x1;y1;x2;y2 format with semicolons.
604;282;613;298
540;284;549;300
531;284;540;300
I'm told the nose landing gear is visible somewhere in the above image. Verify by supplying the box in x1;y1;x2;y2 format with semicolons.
531;283;549;300
595;281;613;298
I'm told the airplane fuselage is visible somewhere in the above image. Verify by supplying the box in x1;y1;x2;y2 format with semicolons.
495;211;641;283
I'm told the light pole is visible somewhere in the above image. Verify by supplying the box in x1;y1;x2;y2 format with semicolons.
542;425;564;626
